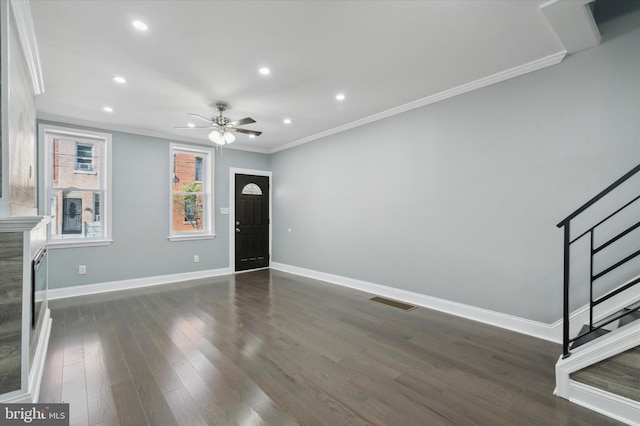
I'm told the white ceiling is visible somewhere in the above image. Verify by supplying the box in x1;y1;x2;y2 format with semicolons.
29;1;590;153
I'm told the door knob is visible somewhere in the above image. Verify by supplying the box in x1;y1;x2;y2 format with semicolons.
236;221;240;225
235;228;240;233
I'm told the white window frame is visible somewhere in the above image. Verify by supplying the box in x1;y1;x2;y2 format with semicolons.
39;124;113;248
168;143;215;241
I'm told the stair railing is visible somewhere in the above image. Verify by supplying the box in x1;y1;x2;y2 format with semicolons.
557;164;640;358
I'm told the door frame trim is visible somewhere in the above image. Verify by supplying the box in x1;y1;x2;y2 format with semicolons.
229;168;272;272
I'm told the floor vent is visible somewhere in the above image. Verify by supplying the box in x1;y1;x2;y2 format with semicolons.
370;296;417;311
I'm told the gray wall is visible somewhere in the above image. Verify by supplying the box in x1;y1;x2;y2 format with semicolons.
270;14;640;323
40;122;270;289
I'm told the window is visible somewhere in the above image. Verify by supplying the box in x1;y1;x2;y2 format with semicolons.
41;125;112;247
242;183;263;195
75;143;94;172
195;157;203;181
169;144;214;241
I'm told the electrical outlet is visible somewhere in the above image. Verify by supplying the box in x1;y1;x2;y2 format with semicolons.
79;265;87;275
193;255;199;263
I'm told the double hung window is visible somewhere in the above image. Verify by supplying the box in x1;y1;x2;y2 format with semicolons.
169;144;214;240
41;125;112;247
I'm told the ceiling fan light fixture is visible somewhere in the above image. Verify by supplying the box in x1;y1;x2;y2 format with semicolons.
208;129;235;145
208;130;225;145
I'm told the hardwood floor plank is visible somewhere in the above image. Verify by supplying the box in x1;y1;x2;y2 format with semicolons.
39;270;626;426
111;380;149;426
134;379;180;426
38;313;65;402
84;332;118;426
61;360;89;426
163;386;209;426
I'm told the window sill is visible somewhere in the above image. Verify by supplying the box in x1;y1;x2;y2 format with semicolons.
47;239;113;249
168;234;216;242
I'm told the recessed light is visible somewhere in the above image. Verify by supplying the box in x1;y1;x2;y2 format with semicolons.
259;67;271;75
113;76;126;84
283;118;291;124
103;106;113;112
336;93;346;101
187;123;195;128
132;20;148;31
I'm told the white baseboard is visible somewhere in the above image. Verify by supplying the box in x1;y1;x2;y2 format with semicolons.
555;321;640;398
48;267;233;300
566;381;640;426
270;262;559;342
30;308;51;403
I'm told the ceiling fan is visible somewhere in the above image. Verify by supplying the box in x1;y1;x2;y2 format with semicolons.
176;103;262;145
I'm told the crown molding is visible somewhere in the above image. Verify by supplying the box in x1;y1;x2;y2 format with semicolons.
39;49;567;156
9;0;44;94
269;50;567;154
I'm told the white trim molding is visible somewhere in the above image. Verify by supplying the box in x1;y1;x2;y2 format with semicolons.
554;320;640;426
0;311;50;404
270;262;559;342
39;124;113;245
270;51;566;154
30;309;51;403
8;0;44;94
47;267;233;300
271;264;640;345
229;168;272;273
0;215;47;232
554;321;640;397
563;382;640;426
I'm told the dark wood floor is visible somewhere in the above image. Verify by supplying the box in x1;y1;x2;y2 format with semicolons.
571;347;640;402
39;269;620;425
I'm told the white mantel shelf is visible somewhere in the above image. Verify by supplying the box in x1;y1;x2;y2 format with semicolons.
0;216;49;232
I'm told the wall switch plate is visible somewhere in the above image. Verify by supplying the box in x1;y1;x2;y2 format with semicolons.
220;207;230;215
79;265;87;275
193;255;199;263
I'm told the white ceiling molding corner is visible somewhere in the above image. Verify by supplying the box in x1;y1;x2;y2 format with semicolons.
9;0;44;94
541;0;601;54
270;50;567;154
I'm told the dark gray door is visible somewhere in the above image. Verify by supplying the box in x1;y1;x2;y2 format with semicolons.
62;197;82;234
235;174;269;271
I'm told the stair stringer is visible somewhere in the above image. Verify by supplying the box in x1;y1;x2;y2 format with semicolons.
554;321;640;425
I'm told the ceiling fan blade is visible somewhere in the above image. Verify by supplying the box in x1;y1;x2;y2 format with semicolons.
187;113;214;124
175;125;212;129
228;117;256;127
232;128;262;137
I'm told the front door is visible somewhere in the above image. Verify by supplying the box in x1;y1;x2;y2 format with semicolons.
62;197;82;234
235;174;269;271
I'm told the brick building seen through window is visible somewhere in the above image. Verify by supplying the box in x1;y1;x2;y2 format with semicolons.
172;152;204;232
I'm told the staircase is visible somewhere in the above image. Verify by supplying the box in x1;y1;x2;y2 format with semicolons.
554;164;640;426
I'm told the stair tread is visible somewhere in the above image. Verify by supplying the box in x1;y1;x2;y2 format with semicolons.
570;326;610;349
619;308;640;327
570;347;640;402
